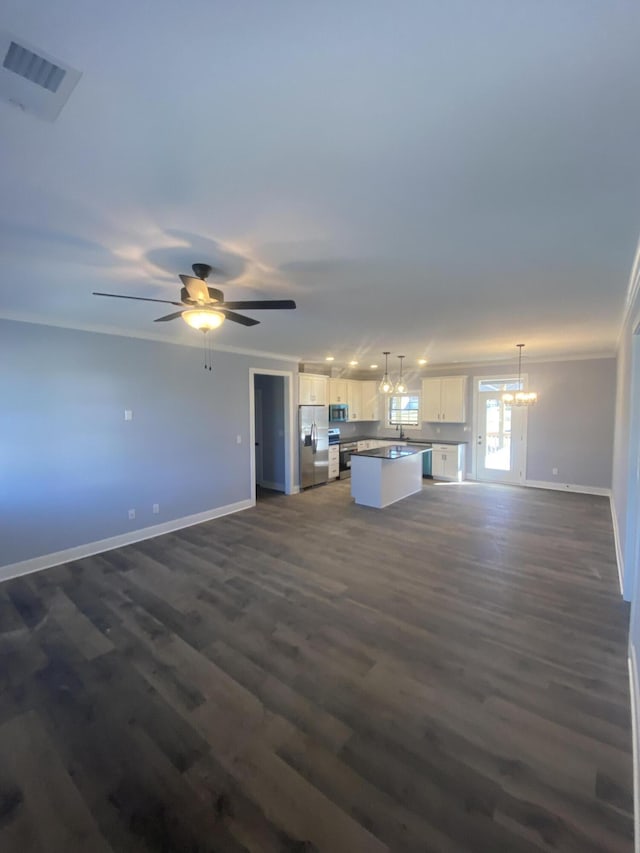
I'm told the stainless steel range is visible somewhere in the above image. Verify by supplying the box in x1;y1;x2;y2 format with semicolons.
339;440;358;479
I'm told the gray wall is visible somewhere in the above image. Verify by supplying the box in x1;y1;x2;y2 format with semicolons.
1;319;294;568
341;357;616;489
254;373;286;489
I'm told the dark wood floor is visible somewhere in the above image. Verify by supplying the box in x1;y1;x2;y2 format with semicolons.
0;480;633;852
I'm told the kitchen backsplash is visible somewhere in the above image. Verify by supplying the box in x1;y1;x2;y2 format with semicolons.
331;420;470;442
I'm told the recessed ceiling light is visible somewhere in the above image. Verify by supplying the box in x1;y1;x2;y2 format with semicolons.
370;364;378;369
325;356;334;361
349;360;358;366
418;358;427;365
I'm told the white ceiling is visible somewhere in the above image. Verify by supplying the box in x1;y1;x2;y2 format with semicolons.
1;0;639;367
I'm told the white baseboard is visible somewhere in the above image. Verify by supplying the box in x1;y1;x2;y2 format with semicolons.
611;496;626;597
629;646;640;853
523;479;611;497
0;498;253;584
466;475;611;498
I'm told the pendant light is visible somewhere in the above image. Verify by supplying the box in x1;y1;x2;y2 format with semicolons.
379;351;394;394
502;344;538;406
394;355;408;394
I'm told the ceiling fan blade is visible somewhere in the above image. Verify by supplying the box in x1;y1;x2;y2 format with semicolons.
93;292;182;306
220;299;297;310
219;309;260;326
179;274;210;303
153;311;185;322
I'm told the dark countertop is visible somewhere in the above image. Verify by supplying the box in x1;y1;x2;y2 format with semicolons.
341;435;468;446
353;445;432;460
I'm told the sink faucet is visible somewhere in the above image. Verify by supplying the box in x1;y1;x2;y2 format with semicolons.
396;424;406;440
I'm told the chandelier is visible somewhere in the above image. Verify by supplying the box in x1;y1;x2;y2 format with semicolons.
502;344;537;406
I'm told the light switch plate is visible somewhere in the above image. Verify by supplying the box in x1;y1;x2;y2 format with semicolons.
124;409;133;421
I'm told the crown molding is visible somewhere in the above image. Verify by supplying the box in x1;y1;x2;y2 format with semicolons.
424;351;616;371
0;312;301;363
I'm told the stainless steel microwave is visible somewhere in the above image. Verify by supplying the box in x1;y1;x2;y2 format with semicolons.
329;404;348;422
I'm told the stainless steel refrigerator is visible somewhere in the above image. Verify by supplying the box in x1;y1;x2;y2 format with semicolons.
299;405;329;488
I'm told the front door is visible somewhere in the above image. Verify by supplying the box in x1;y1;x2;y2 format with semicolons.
475;378;527;484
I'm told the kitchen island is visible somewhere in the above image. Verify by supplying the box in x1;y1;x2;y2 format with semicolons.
350;445;431;508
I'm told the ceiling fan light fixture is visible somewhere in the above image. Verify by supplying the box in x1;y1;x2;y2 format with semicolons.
182;309;225;331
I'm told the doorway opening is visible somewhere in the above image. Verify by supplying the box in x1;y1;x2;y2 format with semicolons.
250;370;295;502
473;376;529;484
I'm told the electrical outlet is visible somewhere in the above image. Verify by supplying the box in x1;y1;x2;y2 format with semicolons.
152;503;160;514
552;467;558;476
124;409;133;421
236;434;242;444
128;509;135;520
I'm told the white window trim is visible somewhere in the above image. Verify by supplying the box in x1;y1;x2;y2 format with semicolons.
385;391;422;431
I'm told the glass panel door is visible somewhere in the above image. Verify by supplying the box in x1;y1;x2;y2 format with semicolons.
475;379;527;484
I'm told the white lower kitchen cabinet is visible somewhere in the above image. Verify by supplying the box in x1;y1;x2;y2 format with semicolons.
328;445;340;479
431;443;466;481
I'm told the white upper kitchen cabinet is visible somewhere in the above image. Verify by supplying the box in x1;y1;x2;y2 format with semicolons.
299;373;328;405
347;380;363;421
360;380;379;421
421;376;467;423
328;378;349;404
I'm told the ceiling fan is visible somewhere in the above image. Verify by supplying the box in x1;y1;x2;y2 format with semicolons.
93;263;296;331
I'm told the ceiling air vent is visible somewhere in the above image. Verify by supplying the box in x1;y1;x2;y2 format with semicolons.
4;42;67;92
0;30;81;121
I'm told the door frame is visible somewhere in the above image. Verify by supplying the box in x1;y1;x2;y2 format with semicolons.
254;388;264;487
623;326;640;601
249;368;297;504
471;373;529;484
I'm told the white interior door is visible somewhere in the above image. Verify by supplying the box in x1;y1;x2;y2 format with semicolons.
474;378;527;484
